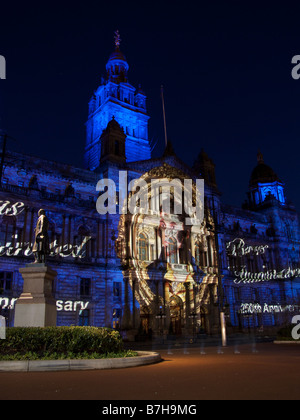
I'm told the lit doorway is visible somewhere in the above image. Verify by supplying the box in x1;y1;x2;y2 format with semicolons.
169;295;183;335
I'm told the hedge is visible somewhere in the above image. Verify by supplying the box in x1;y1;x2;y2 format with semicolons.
0;326;125;359
276;324;298;341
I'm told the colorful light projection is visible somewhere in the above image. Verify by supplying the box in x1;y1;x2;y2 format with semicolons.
226;238;268;257
233;267;300;284
0;200;25;216
96;169;204;226
239;302;299;315
226;238;300;283
115;164;216;330
0;200;91;259
0;297;89;312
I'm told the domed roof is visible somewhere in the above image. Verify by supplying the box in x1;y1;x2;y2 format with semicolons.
250;152;281;186
107;48;127;64
105;116;124;132
106;47;129;73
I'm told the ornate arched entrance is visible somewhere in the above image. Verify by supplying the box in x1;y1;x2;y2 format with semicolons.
169;295;183;335
115;163;219;339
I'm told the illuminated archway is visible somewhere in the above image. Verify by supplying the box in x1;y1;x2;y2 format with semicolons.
116;163;218;333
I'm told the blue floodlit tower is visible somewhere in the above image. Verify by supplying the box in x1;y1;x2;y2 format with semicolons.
247;150;286;208
84;31;151;170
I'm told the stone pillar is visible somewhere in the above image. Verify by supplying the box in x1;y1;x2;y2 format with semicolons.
132;279;136;329
185;282;191;330
14;263;57;327
121;277;132;330
164;280;170;331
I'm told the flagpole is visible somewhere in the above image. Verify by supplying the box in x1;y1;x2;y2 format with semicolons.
161;85;168;147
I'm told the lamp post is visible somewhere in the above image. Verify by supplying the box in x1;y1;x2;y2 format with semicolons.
155;306;166;343
188;311;197;343
207;213;227;347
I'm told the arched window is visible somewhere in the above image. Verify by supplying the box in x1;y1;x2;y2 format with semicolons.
195;241;206;267
0;215;16;246
76;225;91;258
169;237;178;264
138;233;149;261
115;140;119;156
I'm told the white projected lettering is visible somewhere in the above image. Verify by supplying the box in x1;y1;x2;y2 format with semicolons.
0;200;25;216
239;302;299;315
0;55;6;80
0;200;91;259
0;297;89;312
0;234;91;259
233;267;300;284
226;238;268;257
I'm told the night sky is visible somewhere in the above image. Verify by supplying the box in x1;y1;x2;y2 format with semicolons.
1;1;300;211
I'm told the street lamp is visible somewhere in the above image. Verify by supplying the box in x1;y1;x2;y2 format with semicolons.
207;216;227;347
155;306;166;343
188;311;197;343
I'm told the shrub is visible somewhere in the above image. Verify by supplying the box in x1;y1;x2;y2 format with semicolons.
0;326;125;359
276;325;295;340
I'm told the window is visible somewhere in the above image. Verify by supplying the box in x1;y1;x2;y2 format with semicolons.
80;278;91;297
234;287;241;302
79;309;90;326
138;233;149;261
169;237;178;264
113;282;121;298
113;308;121;330
0;216;16;246
195;242;206;267
115;141;119;155
77;226;91;257
0;272;13;294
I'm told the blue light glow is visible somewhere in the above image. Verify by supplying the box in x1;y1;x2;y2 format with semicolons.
84;48;151;170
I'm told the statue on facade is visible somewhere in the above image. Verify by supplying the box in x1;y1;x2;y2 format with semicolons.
32;209;50;264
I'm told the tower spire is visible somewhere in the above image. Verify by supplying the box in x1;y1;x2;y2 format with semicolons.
257;149;264;164
114;30;121;49
161;85;168;148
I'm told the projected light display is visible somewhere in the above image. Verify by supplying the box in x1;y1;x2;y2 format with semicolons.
114;164;217;334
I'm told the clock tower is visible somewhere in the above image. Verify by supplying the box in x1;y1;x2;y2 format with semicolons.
84;31;151;170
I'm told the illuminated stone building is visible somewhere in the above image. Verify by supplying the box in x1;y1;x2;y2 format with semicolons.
217;152;300;332
0;35;299;338
84;30;151;170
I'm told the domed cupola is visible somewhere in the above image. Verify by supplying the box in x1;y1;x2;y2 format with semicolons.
106;30;129;83
250;151;281;187
247;151;286;209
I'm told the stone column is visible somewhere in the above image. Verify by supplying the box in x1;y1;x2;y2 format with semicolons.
14;263;57;327
185;282;191;330
164;280;170;330
132;279;136;329
121;277;132;330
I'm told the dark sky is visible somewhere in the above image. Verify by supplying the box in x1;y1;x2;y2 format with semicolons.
1;0;300;211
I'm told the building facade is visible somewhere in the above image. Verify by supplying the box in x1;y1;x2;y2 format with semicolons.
0;36;299;339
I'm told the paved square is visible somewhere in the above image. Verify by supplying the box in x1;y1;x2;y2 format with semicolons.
0;343;299;400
